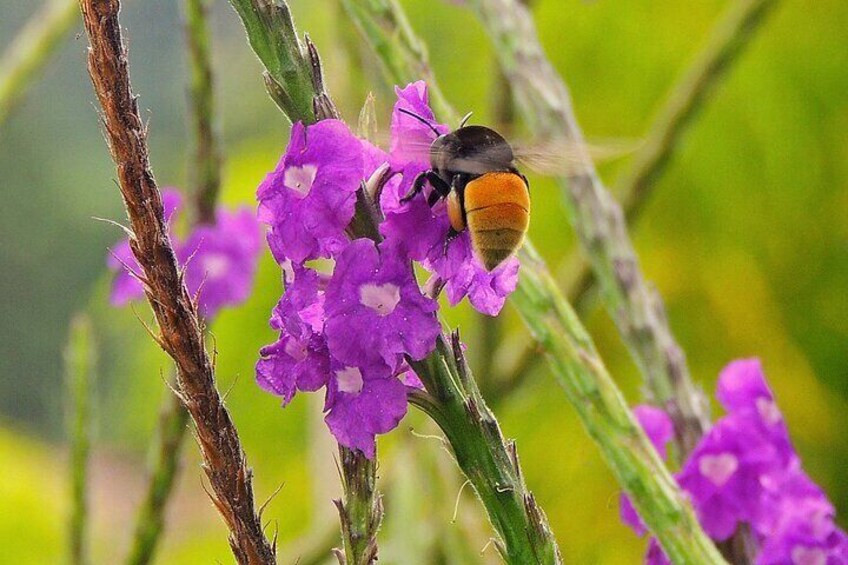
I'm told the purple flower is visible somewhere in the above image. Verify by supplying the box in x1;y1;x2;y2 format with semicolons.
324;239;440;368
179;207;263;318
645;538;672;565
257;120;364;264
380;165;452;262
389;81;449;169
256;266;331;404
677;413;784;540
108;189;262;319
717;358;794;463
324;360;409;458
757;513;847;565
424;232;520;316
620;405;675;536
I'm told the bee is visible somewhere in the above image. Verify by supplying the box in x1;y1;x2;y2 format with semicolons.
399;109;531;271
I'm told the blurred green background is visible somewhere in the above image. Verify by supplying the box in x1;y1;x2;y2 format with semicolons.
1;0;846;562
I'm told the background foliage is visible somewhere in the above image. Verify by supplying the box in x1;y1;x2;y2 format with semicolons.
0;0;846;562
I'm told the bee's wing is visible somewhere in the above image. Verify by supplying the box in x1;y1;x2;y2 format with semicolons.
511;137;642;177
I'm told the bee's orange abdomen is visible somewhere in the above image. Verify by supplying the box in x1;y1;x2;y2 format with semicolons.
464;172;530;271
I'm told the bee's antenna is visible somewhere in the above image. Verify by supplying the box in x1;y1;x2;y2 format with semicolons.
398;107;442;137
459;111;473;128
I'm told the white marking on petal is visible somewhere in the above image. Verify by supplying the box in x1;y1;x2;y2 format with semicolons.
698;453;739;487
284;164;318;199
756;397;782;426
359;283;401;317
336;366;364;395
201;253;231;280
791;546;826;565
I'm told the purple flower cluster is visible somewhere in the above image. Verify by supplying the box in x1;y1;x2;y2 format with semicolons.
108;188;262;320
621;359;848;564
255;82;519;457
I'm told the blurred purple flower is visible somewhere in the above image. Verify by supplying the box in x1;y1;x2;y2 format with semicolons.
645;538;672;565
108;189;262;319
677;412;784;540
179;207;263;318
619;405;675;536
717;358;794;464
324;239;440;368
257;119;364;264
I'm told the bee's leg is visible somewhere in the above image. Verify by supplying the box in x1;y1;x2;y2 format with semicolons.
400;170;449;204
443;228;461;256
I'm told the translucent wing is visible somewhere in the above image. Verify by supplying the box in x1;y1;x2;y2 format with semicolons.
511;137;642;177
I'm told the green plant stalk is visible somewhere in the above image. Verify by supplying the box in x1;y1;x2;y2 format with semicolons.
513;243;726;563
0;0;79;126
468;0;711;458
185;0;223;224
229;2;560;561
334;447;382;565
227;0;318;122
66;314;95;565
339;0;456;123
125;392;191;565
617;0;779;222
492;0;780;409
408;336;562;564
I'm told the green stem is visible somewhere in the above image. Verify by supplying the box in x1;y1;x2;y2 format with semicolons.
0;0;79;126
125;392;191;565
617;0;779;223
185;0;223;224
409;335;562;564
339;0;456;123
514;243;726;564
468;0;711;458
334;447;382;565
493;0;780;408
227;0;318;122
65;314;95;565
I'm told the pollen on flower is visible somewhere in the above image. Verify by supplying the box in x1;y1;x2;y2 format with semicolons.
698;453;739;487
359;283;401;316
284;164;318;198
335;366;364;394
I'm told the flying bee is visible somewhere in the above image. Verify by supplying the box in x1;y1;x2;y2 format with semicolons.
393;109;636;271
398;109;531;271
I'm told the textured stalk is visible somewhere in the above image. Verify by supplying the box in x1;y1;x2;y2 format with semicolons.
617;0;779;222
494;0;780;407
65;314;95;565
469;0;711;458
229;2;559;561
226;0;319;122
125;2;226;561
408;336;562;564
184;0;222;224
125;392;191;565
78;2;275;562
339;0;456;123
0;0;79;125
334;447;382;565
513;243;726;563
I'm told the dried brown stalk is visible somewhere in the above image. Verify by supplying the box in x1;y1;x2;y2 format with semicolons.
77;1;274;562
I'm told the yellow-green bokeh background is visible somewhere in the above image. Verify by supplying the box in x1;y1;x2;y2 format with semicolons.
0;0;846;562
